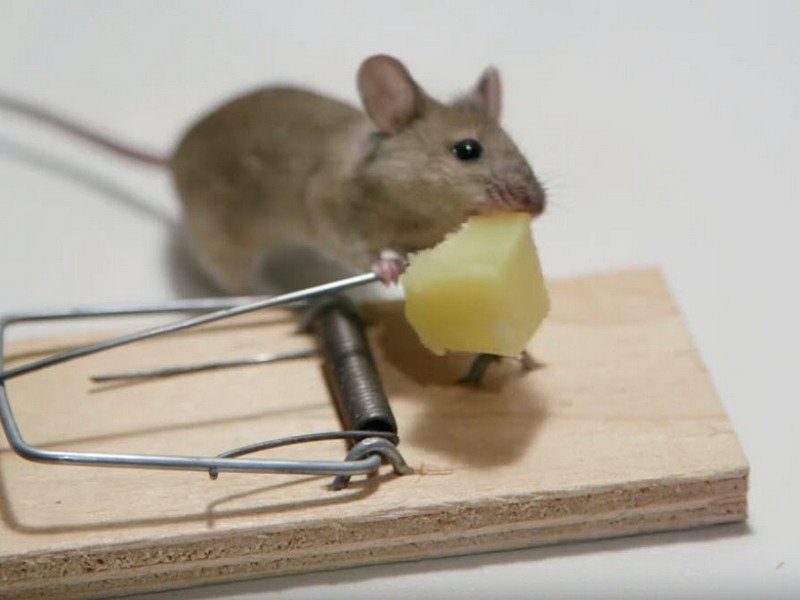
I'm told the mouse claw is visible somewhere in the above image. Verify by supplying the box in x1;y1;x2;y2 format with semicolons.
458;353;502;386
458;351;542;386
519;350;543;372
371;250;407;285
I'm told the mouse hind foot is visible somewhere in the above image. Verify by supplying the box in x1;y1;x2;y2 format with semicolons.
458;350;541;386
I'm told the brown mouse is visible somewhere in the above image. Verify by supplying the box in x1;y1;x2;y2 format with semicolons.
0;54;546;295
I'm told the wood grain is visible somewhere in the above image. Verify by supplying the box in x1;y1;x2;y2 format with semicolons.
0;269;748;599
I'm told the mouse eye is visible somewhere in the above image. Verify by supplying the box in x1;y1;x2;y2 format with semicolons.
451;139;483;161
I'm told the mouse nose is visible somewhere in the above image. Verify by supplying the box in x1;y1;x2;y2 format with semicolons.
522;184;546;216
485;170;546;216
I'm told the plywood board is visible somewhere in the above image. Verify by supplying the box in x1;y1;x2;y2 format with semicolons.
0;269;748;599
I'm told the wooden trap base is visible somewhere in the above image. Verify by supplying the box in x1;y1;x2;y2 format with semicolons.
0;269;748;599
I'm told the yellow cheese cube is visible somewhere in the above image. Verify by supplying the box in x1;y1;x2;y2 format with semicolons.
401;213;549;356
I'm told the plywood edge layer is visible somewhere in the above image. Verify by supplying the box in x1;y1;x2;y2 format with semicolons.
0;471;747;599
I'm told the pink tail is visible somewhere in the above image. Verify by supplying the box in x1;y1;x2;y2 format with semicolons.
0;93;168;167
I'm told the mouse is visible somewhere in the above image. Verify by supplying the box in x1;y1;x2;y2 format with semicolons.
0;54;546;296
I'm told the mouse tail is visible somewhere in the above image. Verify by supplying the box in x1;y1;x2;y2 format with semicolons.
0;93;168;167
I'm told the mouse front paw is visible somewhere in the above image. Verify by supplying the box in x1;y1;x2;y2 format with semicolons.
458;350;543;386
371;250;407;285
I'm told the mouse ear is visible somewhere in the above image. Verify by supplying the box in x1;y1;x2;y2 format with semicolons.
462;67;502;121
358;55;425;134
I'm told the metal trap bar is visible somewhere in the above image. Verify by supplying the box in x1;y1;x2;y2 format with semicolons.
0;274;412;488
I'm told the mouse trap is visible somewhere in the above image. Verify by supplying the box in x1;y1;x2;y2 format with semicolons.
0;269;748;599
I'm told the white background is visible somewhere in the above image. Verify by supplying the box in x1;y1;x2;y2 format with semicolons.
1;1;799;598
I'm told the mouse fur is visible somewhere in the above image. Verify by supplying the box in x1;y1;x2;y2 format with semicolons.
170;55;546;294
0;55;546;295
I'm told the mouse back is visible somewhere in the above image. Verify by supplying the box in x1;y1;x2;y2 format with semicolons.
168;87;365;293
164;56;546;294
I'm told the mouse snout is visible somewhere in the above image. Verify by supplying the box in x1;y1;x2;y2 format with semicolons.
483;168;546;217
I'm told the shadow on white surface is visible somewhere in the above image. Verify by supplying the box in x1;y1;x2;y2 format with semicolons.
0;135;170;225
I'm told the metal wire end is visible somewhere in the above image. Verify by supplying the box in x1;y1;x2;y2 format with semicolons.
207;430;400;480
331;437;414;491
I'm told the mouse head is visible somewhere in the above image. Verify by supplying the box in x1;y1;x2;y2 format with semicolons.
354;55;546;253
